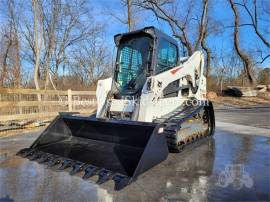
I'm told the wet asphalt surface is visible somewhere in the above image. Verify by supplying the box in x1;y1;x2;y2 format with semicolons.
0;108;270;201
215;106;270;129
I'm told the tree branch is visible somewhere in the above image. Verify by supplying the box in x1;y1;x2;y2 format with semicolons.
235;1;270;48
229;0;257;85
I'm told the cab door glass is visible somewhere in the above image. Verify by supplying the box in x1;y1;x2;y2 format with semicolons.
156;39;178;74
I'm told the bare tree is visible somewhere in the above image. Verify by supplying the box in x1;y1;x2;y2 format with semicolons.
234;0;270;48
127;0;133;31
0;0;21;88
135;0;213;79
1;0;110;89
220;49;243;84
234;0;270;64
229;0;257;85
0;28;12;87
135;0;194;56
106;0;140;31
200;0;211;79
19;0;104;89
41;0;61;89
8;0;20;87
71;30;112;86
32;0;43;92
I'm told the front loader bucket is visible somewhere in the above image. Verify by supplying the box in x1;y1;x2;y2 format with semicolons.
17;116;168;190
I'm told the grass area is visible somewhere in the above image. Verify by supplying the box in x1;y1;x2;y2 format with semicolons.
211;92;270;108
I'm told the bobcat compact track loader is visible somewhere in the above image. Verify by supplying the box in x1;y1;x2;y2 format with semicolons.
17;27;215;190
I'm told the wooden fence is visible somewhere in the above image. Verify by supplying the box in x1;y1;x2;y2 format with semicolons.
0;88;97;134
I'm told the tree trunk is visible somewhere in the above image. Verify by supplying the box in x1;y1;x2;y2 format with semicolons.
127;0;133;31
201;37;211;80
229;0;257;85
8;0;21;88
195;0;208;51
33;0;42;100
1;38;12;87
14;32;21;88
199;0;211;80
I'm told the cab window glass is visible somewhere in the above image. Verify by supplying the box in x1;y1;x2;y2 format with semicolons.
156;39;178;74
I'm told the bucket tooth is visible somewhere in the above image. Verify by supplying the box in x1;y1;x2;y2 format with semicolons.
17;148;35;158
16;148;33;157
24;150;36;158
113;174;130;191
37;153;52;163
96;169;113;185
47;156;61;167
83;165;99;179
28;151;43;161
57;159;74;170
69;162;85;175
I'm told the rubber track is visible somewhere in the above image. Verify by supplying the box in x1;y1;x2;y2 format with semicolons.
154;103;213;152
